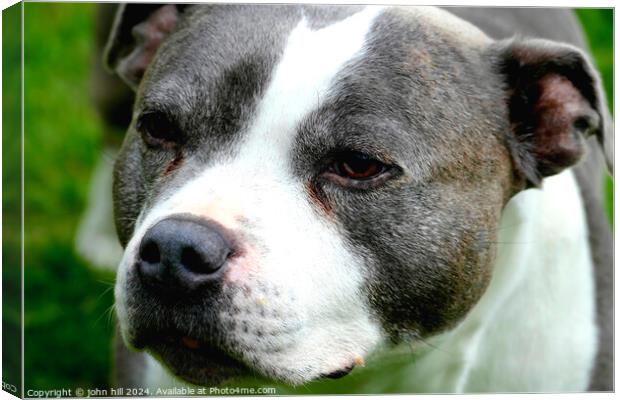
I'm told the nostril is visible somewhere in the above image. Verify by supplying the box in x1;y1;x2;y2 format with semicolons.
180;246;204;273
136;216;233;294
140;240;161;264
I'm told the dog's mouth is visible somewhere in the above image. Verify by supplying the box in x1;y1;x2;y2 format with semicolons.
138;330;251;386
131;327;359;385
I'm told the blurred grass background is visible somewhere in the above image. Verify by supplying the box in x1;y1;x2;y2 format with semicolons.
20;3;116;391
3;3;23;395
2;3;612;393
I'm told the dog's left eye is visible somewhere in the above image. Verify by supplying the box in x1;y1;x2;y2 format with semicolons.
136;111;180;148
322;152;396;189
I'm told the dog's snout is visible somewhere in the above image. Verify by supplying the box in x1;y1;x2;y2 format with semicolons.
137;216;232;292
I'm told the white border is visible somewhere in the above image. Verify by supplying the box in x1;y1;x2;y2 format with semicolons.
0;2;615;400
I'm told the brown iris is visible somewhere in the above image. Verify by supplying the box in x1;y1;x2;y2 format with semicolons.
322;151;396;189
335;152;385;180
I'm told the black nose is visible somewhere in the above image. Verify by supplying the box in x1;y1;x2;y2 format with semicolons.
136;216;232;293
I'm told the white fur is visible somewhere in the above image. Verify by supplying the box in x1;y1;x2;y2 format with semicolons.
116;6;386;385
246;5;385;149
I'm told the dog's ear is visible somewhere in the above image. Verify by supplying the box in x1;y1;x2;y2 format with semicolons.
104;4;185;90
490;38;612;187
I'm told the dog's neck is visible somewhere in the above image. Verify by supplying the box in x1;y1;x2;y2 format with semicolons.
140;169;597;394
386;169;597;393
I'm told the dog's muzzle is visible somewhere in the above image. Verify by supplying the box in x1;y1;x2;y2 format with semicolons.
120;214;255;385
118;210;373;386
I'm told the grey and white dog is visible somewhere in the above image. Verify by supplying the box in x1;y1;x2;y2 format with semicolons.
84;4;614;393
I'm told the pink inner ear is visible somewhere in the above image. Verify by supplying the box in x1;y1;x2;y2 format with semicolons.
123;5;179;85
137;5;179;51
533;74;591;174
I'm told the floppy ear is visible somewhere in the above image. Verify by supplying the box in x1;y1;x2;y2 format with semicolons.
103;4;185;90
491;38;612;187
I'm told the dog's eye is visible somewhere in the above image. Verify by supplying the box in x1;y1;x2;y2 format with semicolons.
136;111;180;147
323;152;396;189
335;153;385;179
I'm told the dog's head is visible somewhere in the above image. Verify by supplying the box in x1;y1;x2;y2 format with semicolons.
106;5;610;386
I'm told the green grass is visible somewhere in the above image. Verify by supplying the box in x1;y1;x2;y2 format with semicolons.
20;3;116;391
4;4;613;393
576;9;614;221
3;3;24;395
576;9;614;111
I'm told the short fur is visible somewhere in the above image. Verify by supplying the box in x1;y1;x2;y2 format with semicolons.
99;5;612;392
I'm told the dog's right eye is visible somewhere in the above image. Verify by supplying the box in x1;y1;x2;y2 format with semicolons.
136;111;180;148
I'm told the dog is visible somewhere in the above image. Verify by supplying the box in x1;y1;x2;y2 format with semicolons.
93;4;613;393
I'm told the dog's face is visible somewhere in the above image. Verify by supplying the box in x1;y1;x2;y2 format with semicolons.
107;5;609;386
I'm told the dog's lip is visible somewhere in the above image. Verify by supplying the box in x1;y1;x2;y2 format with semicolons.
180;335;202;350
132;329;365;384
149;330;241;363
321;364;355;380
136;329;250;384
320;355;365;380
